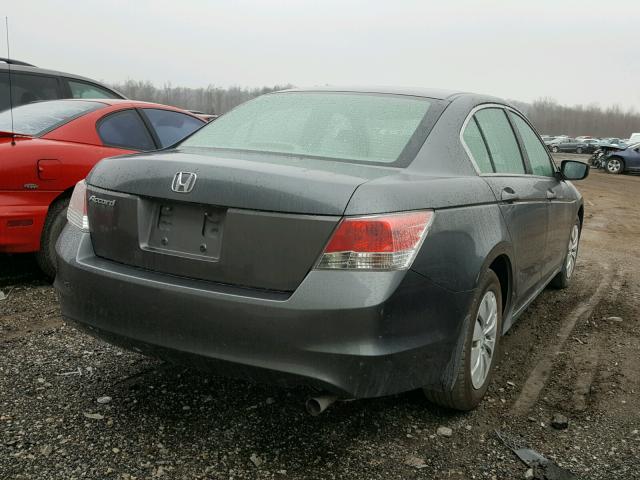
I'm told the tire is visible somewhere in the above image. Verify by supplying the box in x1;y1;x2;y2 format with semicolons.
576;147;583;154
424;269;503;411
550;217;581;289
551;146;559;153
36;197;70;279
605;157;623;174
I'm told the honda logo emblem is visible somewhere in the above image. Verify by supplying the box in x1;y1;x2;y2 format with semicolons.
171;172;197;193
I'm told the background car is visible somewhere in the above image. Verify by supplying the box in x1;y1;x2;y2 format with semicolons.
55;87;588;412
547;138;594;153
581;138;601;150
544;135;567;146
598;137;627;148
0;99;205;276
0;58;125;112
603;142;640;174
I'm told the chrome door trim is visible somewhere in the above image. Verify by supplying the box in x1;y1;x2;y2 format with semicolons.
459;103;558;178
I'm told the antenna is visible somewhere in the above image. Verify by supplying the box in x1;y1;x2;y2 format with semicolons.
5;17;15;145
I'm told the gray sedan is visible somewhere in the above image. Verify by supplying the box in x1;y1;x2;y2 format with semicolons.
548;138;594;154
55;87;588;411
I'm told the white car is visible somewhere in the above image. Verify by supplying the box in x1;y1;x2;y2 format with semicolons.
628;133;640;144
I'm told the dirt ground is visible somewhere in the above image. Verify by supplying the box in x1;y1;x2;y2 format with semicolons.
1;155;639;480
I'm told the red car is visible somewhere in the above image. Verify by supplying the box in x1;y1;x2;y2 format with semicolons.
0;99;205;276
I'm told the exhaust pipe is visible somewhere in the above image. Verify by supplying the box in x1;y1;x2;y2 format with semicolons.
305;393;338;416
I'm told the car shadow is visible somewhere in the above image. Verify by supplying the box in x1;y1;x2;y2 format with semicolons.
96;360;465;468
0;253;50;289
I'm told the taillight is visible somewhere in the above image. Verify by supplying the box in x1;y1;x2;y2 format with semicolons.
67;180;89;232
315;210;434;270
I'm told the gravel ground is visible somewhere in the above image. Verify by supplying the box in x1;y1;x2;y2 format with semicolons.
1;155;639;479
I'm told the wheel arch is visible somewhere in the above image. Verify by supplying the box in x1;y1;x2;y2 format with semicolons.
577;203;584;227
39;186;74;244
488;254;512;318
475;244;515;333
47;186;74;214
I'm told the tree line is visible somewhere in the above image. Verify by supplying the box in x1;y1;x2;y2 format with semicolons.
509;98;639;138
110;80;292;116
111;80;640;138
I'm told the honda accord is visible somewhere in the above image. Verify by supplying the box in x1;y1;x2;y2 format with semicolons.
55;87;588;410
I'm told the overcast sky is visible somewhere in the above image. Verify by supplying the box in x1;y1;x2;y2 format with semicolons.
5;0;640;109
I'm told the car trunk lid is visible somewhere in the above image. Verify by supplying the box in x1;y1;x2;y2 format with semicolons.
86;149;393;291
88;149;392;215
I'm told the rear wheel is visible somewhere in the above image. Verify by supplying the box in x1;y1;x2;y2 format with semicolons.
424;269;502;410
36;198;70;279
576;147;583;154
550;218;581;289
606;157;623;174
551;146;559;153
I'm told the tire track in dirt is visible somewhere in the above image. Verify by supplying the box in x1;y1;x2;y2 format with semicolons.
568;267;628;412
570;341;601;412
510;263;621;416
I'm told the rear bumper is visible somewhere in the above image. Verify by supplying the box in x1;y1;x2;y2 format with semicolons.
55;226;474;398
0;202;48;253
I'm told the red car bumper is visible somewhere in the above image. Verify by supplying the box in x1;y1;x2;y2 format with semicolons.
0;191;60;253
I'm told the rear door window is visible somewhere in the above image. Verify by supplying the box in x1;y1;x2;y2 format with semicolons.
509;112;555;177
474;108;525;174
141;108;204;148
97;109;155;150
0;72;61;110
462;117;494;173
67;80;120;99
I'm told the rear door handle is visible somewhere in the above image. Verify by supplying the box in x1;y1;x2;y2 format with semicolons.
501;187;519;203
546;190;557;200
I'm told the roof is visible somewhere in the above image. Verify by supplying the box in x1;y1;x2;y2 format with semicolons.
279;85;469;100
0;62;99;83
11;98;204;117
0;63;125;98
77;98;162;107
0;58;35;67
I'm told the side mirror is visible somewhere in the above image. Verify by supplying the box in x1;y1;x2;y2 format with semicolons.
560;160;589;181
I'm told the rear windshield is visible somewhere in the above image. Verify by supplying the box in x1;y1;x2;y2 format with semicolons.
180;92;435;164
0;100;104;136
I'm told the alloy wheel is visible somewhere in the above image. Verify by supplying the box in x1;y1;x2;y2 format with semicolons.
607;158;621;174
565;223;579;279
470;291;498;389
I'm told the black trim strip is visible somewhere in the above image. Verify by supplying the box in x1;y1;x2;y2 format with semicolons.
136;108;162;150
504;108;532;174
472;116;496;173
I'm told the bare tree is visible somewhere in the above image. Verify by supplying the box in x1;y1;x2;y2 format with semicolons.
110;80;293;115
513;97;640;138
111;81;640;138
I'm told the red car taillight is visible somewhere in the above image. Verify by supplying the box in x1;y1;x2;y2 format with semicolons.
315;210;434;270
67;180;89;232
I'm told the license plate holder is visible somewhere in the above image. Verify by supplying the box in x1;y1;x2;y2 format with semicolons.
142;200;225;261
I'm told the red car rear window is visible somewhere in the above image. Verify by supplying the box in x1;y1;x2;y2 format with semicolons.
0;100;105;136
